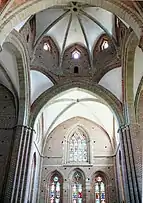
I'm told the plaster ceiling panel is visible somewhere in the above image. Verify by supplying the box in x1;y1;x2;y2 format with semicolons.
99;68;122;101
42;89;119;142
36;8;65;40
79;14;104;51
0;47;19;94
64;13;86;49
15;3;116;55
83;7;115;37
30;70;54;103
54;88;97;101
48;14;71;52
134;46;143;100
43;101;72;135
49;101;114;137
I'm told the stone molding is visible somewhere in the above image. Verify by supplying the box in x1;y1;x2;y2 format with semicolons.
29;80;124;127
4;30;31;126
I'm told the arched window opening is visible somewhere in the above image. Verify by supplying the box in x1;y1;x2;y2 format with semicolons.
49;172;63;203
27;34;29;42
72;170;84;203
101;40;109;50
43;42;51;51
74;66;79;74
68;129;88;163
95;175;106;203
93;34;110;54
72;49;81;59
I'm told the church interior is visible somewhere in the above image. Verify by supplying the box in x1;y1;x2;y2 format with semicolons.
0;0;143;203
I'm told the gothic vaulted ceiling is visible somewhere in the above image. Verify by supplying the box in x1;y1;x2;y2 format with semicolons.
15;2;116;54
35;2;116;53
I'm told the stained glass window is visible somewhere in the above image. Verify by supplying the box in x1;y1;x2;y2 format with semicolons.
72;171;83;203
69;130;88;163
49;173;62;203
95;176;106;203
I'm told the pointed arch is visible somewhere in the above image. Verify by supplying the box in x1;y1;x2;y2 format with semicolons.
30;80;123;128
62;43;90;76
92;171;109;203
69;168;86;203
33;36;60;64
4;29;30;125
66;125;90;164
48;170;63;203
93;34;113;55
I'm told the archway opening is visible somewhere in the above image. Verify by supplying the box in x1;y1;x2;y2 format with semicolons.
32;87;121;202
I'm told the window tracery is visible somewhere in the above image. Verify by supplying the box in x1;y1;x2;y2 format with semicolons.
68;129;88;163
94;175;106;203
72;171;84;203
49;172;63;203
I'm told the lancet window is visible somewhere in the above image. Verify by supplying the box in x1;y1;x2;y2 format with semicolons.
94;176;106;203
72;170;84;203
49;172;63;203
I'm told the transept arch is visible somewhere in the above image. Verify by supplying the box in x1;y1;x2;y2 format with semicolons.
1;30;31;202
121;29;141;201
3;29;30;125
30;80;123;128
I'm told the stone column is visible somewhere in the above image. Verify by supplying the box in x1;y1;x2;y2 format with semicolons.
126;124;141;202
2;125;34;203
21;127;34;202
16;126;30;202
118;125;131;203
118;124;141;202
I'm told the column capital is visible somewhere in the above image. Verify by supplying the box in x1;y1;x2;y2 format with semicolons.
15;124;35;133
118;122;140;133
117;124;126;132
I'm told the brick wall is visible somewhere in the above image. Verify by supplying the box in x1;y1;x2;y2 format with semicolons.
0;84;17;200
39;117;117;203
